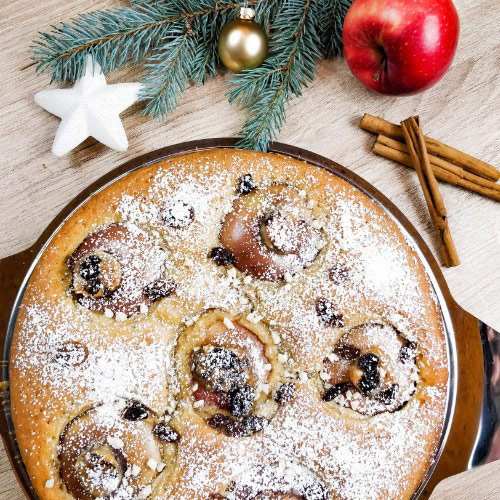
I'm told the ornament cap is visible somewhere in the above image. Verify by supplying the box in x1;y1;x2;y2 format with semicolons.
239;7;255;20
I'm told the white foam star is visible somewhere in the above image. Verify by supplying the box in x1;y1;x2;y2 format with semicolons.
35;56;141;157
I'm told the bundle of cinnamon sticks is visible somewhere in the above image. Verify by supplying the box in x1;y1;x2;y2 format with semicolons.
361;114;500;201
361;114;500;267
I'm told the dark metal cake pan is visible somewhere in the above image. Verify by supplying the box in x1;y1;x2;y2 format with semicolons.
0;139;498;499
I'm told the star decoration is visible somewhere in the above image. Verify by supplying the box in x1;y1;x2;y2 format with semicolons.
35;56;141;157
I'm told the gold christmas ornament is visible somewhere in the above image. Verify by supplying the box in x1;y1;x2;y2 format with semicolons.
218;7;268;73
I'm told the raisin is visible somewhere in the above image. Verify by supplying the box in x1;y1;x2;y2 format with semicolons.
358;353;379;372
209;247;235;266
399;340;418;363
357;354;380;395
143;279;176;301
225;420;245;437
162;201;194;228
192;347;247;393
54;341;88;366
315;298;344;328
329;265;349;284
304;483;329;500
123;402;149;421
225;415;267;437
375;384;399;405
153;422;179;443
394;399;410;412
229;385;255;417
85;279;102;296
206;413;231;430
359;371;380;395
323;382;351;402
274;383;295;404
334;343;360;360
79;255;101;280
237;174;256;195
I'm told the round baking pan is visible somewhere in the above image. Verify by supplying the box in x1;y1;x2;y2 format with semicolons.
0;139;498;499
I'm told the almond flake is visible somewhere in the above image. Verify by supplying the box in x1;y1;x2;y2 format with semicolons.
139;485;152;499
223;317;235;329
327;353;339;363
278;353;288;363
106;435;124;449
115;311;127;322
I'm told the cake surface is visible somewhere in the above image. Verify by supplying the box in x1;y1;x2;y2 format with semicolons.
9;149;448;499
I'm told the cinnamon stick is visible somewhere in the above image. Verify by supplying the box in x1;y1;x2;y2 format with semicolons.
401;117;460;267
376;135;500;193
372;140;500;202
361;114;500;182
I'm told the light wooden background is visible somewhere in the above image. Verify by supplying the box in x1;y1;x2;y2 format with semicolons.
1;0;499;497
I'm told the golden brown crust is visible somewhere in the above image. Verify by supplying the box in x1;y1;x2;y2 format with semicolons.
9;149;448;499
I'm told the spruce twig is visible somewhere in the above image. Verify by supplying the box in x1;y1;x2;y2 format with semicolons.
32;1;243;83
140;26;196;119
33;5;173;82
320;0;353;56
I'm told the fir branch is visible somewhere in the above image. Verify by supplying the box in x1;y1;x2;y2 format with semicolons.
33;5;172;82
187;2;237;84
140;26;196;119
253;0;283;31
229;0;324;151
189;38;219;84
32;1;244;83
319;0;354;57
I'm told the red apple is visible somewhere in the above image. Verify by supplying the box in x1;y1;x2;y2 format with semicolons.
342;0;460;95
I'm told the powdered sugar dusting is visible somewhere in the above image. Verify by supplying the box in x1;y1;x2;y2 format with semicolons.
10;150;448;499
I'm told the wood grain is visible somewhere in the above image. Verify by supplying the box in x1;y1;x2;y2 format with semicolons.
430;460;500;500
1;0;499;498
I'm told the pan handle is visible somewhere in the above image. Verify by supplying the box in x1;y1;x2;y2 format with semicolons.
0;246;41;499
471;321;500;466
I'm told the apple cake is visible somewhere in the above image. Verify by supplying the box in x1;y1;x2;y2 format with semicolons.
9;149;448;499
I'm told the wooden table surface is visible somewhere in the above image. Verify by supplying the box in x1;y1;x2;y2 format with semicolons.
1;0;499;497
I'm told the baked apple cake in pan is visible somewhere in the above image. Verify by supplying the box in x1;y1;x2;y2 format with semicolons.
9;149;448;499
